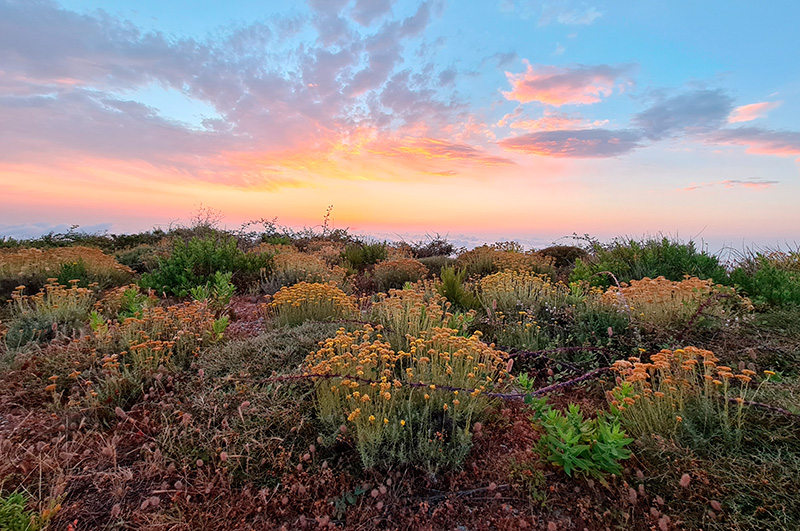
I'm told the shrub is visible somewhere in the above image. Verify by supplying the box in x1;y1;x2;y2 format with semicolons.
342;242;388;271
456;245;556;279
94;284;158;320
569;236;729;287
267;282;357;326
372;258;428;291
609;347;761;447
370;286;476;351
436;266;480;311
529;399;633;479
419;255;457;278
538;245;589;269
479;270;570;317
5;281;95;348
307;240;347;266
0;246;134;299
264;252;346;293
140;235;271;296
306;326;509;471
730;252;800;308
409;234;455;259
114;244;164;273
73;300;220;410
601;276;751;332
190;270;236;316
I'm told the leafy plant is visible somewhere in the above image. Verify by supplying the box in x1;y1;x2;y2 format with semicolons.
529;399;633;479
0;491;39;531
730;253;800;308
436;266;480;311
140;235;271;296
342;242;388;271
190;270;236;315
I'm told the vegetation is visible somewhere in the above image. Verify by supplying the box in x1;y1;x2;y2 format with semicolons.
0;228;798;530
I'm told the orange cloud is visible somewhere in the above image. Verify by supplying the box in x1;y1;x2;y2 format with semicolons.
503;61;633;106
728;101;782;123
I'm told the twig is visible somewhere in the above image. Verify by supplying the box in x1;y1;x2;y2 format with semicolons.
421;484;509;502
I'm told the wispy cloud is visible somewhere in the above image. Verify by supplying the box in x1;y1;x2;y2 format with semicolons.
707;127;800;160
498;128;641;158
728;101;783;123
503;61;634;106
681;179;778;191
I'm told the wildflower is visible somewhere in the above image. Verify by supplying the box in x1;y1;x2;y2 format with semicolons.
764;370;776;376
383;418;389;425
368;415;376;423
400;420;406;427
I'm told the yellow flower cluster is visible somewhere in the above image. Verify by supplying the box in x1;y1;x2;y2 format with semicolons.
479;269;569;316
10;280;96;321
602;276;752;329
456;245;555;277
609;347;757;438
370;286;475;350
0;246;134;286
267;281;357;326
306;325;508;469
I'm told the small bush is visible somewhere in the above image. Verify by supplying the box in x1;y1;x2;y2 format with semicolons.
456;245;555;279
730;252;800;308
342;242;388;271
437;266;480;311
140;235;271;296
264;252;346;293
419;255;457;278
609;347;760;447
538;245;589;269
479;270;569;316
114;244;164;273
370;286;476;351
372;258;428;291
94;284;158;320
267;282;357;326
306;326;509;471
409;234;455;259
5;281;95;348
190;270;236;316
601;276;751;332
529;399;632;479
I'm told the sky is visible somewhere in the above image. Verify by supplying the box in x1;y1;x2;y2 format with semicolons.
1;0;799;251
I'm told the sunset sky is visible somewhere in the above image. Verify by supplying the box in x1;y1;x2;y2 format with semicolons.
1;0;798;250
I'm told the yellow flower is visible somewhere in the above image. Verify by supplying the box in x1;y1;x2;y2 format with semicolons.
368;415;376;423
383;418;389;425
400;420;406;427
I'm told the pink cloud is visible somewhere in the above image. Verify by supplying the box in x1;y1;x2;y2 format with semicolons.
708;127;800;160
497;108;608;131
502;61;634;106
728;101;783;123
681;179;778;191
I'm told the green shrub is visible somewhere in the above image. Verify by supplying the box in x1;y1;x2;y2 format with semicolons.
731;254;800;308
190;271;236;316
570;237;729;287
342;242;388;271
436;266;480;311
409;234;455;259
0;491;40;531
529;398;632;479
140;235;271;296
